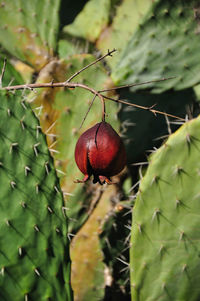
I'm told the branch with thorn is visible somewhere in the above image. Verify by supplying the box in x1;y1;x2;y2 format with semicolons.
0;49;185;122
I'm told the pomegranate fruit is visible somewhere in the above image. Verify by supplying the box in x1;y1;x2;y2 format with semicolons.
75;121;126;184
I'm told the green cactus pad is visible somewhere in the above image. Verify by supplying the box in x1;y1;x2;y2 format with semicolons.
0;0;60;70
96;0;152;69
58;39;84;60
112;0;200;93
0;90;72;301
0;56;24;86
63;0;111;42
130;115;200;301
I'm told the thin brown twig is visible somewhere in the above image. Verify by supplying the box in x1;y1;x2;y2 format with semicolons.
0;51;182;122
98;76;177;93
102;95;185;121
1;81;184;121
2;81;106;122
78;94;97;131
0;49;181;120
0;58;7;88
65;48;117;83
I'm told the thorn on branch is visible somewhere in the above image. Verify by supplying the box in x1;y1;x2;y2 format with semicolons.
102;95;185;121
50;79;54;88
148;104;157;110
147;104;157;116
107;48;117;57
25;85;33;91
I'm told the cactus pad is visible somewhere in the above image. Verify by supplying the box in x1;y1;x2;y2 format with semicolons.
96;0;152;69
0;90;72;301
130;115;200;301
0;57;24;86
0;0;60;70
112;0;200;93
63;0;110;42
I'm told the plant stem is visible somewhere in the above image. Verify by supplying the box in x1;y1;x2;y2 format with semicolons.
65;49;117;83
98;76;176;92
2;81;184;121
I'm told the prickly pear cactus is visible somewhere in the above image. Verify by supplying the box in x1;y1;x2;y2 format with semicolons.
63;0;110;42
96;0;152;69
130;115;200;301
112;0;200;93
0;0;60;70
0;57;24;86
0;90;73;301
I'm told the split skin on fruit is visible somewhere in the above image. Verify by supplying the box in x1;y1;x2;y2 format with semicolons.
75;121;126;184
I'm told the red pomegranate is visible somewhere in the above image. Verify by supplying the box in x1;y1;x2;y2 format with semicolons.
75;121;126;184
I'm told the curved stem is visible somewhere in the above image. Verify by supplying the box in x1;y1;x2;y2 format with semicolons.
66;49;116;83
101;97;106;122
0;49;182;122
102;95;185;121
2;81;184;121
98;76;176;92
2;81;106;121
79;94;97;130
73;83;105;121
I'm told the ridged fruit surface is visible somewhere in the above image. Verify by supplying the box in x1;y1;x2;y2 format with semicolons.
75;121;126;184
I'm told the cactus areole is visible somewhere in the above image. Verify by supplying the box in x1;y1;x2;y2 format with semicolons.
75;122;126;184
